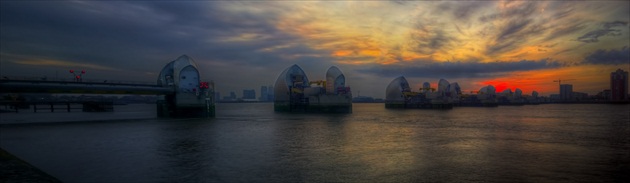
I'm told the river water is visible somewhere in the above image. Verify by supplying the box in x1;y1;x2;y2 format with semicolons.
1;103;629;182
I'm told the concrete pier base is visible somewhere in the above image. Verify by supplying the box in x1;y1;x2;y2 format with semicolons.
157;100;215;118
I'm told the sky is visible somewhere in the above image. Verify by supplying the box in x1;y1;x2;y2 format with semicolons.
1;1;629;99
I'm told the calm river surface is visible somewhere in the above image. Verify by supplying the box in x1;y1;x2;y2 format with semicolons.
1;103;629;182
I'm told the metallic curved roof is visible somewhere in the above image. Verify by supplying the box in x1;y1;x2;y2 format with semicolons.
274;64;309;102
514;88;523;97
157;55;199;87
326;66;345;94
438;79;450;93
449;82;461;95
385;76;411;102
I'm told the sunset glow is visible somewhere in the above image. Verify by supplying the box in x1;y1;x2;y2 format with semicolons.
1;1;628;98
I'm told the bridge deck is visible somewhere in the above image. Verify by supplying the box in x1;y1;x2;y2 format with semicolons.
0;80;174;95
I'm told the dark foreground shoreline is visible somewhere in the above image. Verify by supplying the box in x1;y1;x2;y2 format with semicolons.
0;148;61;183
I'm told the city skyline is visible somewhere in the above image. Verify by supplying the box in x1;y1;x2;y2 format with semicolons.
1;1;629;98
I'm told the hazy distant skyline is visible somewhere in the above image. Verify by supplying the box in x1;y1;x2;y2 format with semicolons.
1;1;628;98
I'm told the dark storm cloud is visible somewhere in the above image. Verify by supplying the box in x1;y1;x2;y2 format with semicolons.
476;2;553;56
544;21;586;41
478;2;537;23
552;8;574;19
0;1;319;76
452;2;489;22
1;1;200;69
485;19;546;55
408;22;456;55
577;21;628;43
357;59;562;78
498;19;532;40
583;46;630;65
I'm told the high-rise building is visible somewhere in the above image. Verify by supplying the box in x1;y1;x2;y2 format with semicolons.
230;92;236;99
260;86;268;101
267;85;274;101
243;89;256;99
611;69;628;101
560;84;573;101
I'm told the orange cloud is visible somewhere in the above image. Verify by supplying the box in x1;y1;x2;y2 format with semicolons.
332;50;353;57
359;49;381;57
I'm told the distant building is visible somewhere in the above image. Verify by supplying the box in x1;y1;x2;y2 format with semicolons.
550;94;560;101
611;69;628;101
572;92;588;101
260;86;268;101
267;85;274;101
215;92;220;102
560;84;573;101
256;85;275;101
597;89;611;100
230;92;236;99
243;89;256;99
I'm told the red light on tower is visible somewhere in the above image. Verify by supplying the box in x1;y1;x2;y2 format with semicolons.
81;70;85;74
200;82;209;89
69;70;74;73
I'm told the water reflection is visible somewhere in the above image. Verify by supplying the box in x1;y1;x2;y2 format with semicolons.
157;120;211;182
0;103;627;182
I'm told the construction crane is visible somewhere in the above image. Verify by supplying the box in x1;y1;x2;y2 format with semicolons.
553;79;576;86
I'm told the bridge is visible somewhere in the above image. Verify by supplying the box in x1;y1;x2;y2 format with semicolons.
0;79;173;95
0;55;215;117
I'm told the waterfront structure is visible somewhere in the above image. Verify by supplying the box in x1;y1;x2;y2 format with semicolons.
459;85;498;107
385;76;452;109
497;89;510;104
596;90;611;100
513;88;524;104
385;76;411;107
266;85;274;101
496;88;522;105
0;55;214;117
526;91;540;104
611;69;628;101
258;85;275;102
260;86;268;101
156;55;215;117
572;92;588;101
478;85;497;103
230;92;236;99
448;82;462;104
243;89;256;100
274;65;352;112
560;84;573;101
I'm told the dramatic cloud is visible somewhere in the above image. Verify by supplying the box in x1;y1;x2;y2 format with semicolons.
583;46;630;65
577;21;629;43
1;1;628;97
357;59;562;79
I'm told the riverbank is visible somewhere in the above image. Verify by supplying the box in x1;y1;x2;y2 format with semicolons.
0;148;61;183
